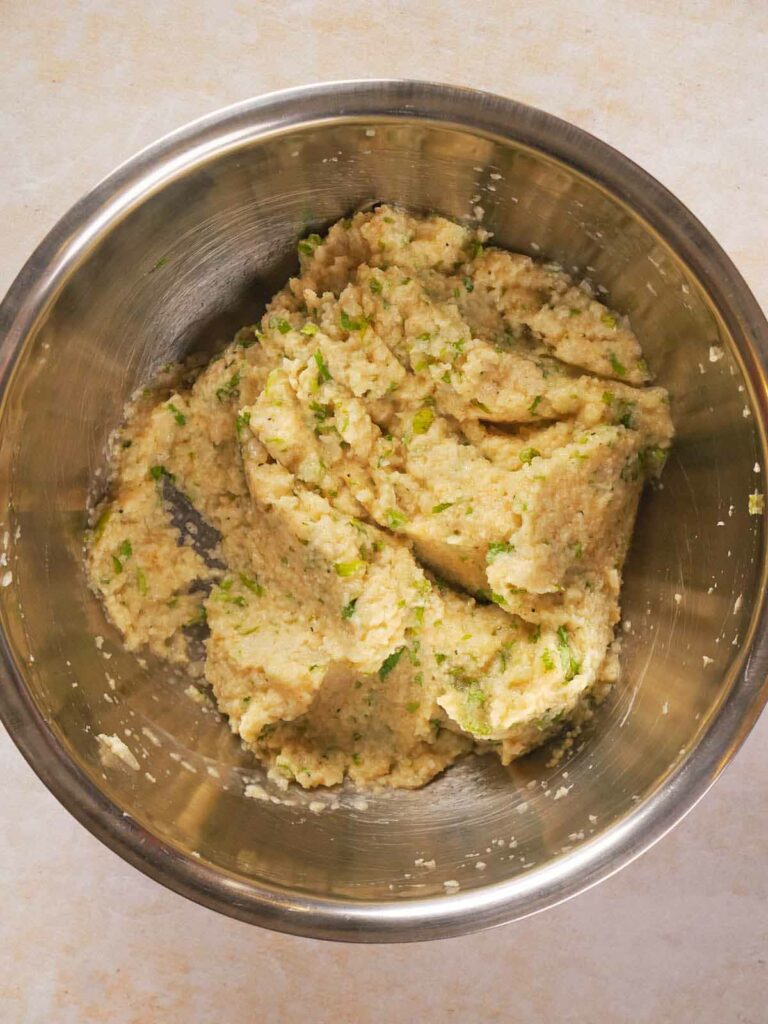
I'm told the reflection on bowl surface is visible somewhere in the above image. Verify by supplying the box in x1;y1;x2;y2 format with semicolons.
0;81;766;942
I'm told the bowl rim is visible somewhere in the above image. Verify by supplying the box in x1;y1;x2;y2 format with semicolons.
1;78;767;943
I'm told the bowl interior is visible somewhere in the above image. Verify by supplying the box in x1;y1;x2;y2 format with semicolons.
0;101;764;932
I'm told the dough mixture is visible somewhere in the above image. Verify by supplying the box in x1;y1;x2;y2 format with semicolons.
87;206;673;789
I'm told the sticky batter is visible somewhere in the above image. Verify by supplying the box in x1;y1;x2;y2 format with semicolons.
87;206;673;789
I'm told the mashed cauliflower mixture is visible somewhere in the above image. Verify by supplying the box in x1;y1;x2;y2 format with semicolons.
87;206;673;789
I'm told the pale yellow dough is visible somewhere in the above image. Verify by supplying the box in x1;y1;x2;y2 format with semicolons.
87;206;673;789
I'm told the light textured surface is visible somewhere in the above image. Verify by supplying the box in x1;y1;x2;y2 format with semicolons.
1;1;767;1021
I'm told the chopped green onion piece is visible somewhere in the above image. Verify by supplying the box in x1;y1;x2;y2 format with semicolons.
333;560;366;577
118;539;132;559
92;507;112;540
239;573;264;596
167;402;186;426
601;312;618;329
215;371;241;403
487;541;515;563
405;700;420;713
609;352;626;376
340;310;368;332
639;445;668;475
519;447;541;464
313;350;332;384
300;322;318;336
432;502;454;514
385;508;408;530
136;569;148;596
471;399;492;414
298;233;322;256
556;626;581;682
379;646;405;680
341;597;358;620
412;407;434;435
149;464;175;482
529;394;543;415
463;277;474;292
111;555;123;574
369;277;383;295
235;410;251;438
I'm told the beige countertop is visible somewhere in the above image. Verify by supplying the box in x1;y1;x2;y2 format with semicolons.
2;2;767;1021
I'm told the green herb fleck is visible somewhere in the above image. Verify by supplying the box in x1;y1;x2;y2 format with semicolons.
215;371;241;403
239;573;264;596
334;560;366;577
235;410;251;439
149;464;175;483
466;682;486;707
300;322;319;336
519;447;541;464
235;326;262;348
340;310;368;333
379;646;405;680
541;649;556;671
167;402;186;426
385;508;408;530
639;445;668;476
432;501;454;514
529;394;543;415
609;352;626;376
369;277;383;295
341;597;358;620
412;406;434;435
601;312;618;329
405;700;420;713
621;454;641;482
274;318;292;334
92;507;112;540
118;539;132;559
435;652;448;665
298;233;322;256
314;350;332;384
487;541;515;563
471;399;492;415
556;626;581;682
463;277;475;292
136;569;148;596
111;555;123;574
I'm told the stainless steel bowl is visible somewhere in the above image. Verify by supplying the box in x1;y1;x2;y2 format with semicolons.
1;80;767;942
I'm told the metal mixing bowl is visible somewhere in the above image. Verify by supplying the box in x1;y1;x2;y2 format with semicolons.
1;81;767;942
